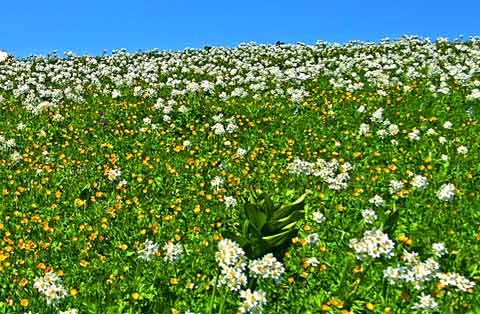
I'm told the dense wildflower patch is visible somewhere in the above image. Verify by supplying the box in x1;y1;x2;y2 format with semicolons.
0;37;479;313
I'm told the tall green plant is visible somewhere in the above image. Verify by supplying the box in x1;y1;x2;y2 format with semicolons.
229;188;310;259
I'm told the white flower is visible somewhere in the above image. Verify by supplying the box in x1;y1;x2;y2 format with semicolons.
376;129;388;138
17;122;26;130
215;239;247;270
402;250;420;265
11;151;22;163
467;89;480;101
369;195;385;207
33;271;67;304
389;180;404;194
370;108;384;122
178;105;189;113
432;242;447;257
162;105;173;114
349;229;395;259
249;253;285;280
438;136;447;144
436;272;476;292
359;123;370;135
456;146;468;155
5;138;16;148
411;175;428;190
224;196;238;208
238;289;267;313
305;257;320;267
210;176;224;190
138;239;159;260
117;179;128;188
443;121;452;129
357;105;366;113
226;122;238;133
219;266;247;291
306;233;320;246
441;154;449;161
312;211;325;224
112;90;121;98
107;169;122;181
383;266;403;284
426;128;437;136
162;241;184;263
0;50;8;62
235;147;247;157
436;183;455;201
361;209;377;224
212;114;224;122
412;293;438;312
211;123;225;135
408;129;421;140
388;124;399;136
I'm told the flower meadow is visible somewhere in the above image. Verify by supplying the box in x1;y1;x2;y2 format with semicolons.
0;36;480;313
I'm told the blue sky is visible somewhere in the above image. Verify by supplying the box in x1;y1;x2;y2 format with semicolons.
1;0;479;57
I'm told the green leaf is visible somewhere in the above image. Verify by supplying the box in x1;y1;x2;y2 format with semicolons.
263;193;275;217
262;229;296;247
245;204;267;232
263;210;304;234
272;193;307;220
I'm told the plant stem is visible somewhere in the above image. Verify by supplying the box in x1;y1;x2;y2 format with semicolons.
218;288;227;314
207;273;218;314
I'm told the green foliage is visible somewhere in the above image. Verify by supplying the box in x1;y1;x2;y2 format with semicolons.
230;188;310;259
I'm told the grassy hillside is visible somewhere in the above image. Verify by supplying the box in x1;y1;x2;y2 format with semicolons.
0;37;479;313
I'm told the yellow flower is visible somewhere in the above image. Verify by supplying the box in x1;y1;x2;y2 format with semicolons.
20;299;29;307
79;259;89;267
74;198;85;207
131;292;140;301
366;303;375;311
174;145;184;152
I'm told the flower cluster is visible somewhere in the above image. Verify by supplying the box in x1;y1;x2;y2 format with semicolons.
33;272;67;304
215;239;248;291
238;289;267;314
436;183;456;201
162;241;184;263
411;174;428;190
215;239;287;311
248;253;285;280
384;255;440;289
412;293;438;312
138;239;160;260
436;272;476;292
287;157;352;190
361;208;377;224
349;229;395;259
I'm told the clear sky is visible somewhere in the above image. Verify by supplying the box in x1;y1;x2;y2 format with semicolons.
1;0;479;57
